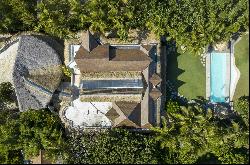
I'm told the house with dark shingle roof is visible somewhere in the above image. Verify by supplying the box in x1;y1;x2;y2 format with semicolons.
67;31;162;129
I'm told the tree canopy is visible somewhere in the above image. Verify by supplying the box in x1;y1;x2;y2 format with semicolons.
0;108;66;164
146;0;249;54
0;0;37;33
0;0;248;53
0;98;249;163
0;107;21;164
63;128;162;164
152;100;249;164
0;82;15;103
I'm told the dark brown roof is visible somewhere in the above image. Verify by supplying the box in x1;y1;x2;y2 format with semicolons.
90;44;109;59
111;101;142;128
105;107;120;122
75;44;109;60
80;30;99;52
116;119;139;128
110;48;152;61
75;46;89;59
75;37;152;73
149;73;162;86
141;123;153;129
149;88;162;100
127;103;141;126
141;45;153;52
116;101;139;117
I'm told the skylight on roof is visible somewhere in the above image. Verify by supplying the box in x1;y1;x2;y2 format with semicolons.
80;79;143;89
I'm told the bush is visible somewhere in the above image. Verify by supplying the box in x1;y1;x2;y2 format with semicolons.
64;129;162;164
0;82;15;103
61;65;72;78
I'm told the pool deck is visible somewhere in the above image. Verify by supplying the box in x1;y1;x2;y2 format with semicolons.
205;53;210;99
229;39;241;101
225;51;231;101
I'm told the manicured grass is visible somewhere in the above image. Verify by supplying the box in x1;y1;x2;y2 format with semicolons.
166;48;206;100
233;33;249;100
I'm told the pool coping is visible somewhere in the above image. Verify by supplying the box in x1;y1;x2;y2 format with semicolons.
205;52;210;99
206;39;241;103
206;51;230;102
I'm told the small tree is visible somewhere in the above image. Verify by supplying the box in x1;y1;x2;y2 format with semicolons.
152;101;249;164
234;96;249;127
64;129;162;164
18;109;66;163
61;65;72;79
0;82;15;103
0;108;22;164
0;108;67;164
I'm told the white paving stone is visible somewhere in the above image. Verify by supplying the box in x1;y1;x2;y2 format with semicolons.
64;99;112;128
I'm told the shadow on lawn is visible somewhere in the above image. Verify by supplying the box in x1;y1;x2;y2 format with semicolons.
165;40;185;92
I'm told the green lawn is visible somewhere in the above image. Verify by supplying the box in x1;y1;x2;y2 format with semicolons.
166;48;205;100
233;33;249;100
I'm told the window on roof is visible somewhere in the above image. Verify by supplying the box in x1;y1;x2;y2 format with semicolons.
80;79;143;89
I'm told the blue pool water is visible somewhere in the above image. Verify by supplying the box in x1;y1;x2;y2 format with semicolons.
210;52;228;102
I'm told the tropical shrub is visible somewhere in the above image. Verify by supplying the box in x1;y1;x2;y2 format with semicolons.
18;109;65;162
146;0;249;54
64;129;162;164
0;82;15;103
0;0;248;53
61;65;72;78
0;0;37;33
35;0;72;38
234;96;249;127
0;108;66;163
152;102;249;164
0;108;22;164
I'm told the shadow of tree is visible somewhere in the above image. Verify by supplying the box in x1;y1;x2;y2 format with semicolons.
165;40;186;92
193;96;210;104
195;153;221;164
239;95;249;101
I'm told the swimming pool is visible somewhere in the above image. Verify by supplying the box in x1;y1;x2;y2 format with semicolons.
210;52;229;102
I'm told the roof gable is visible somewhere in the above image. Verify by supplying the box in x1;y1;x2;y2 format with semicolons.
80;30;99;52
141;45;153;52
116;101;139;117
141;123;153;129
105;107;120;122
116;118;139;128
149;88;162;100
149;73;162;86
75;46;89;59
127;103;141;126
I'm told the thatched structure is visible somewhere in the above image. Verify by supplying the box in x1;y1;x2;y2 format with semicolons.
9;35;63;111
